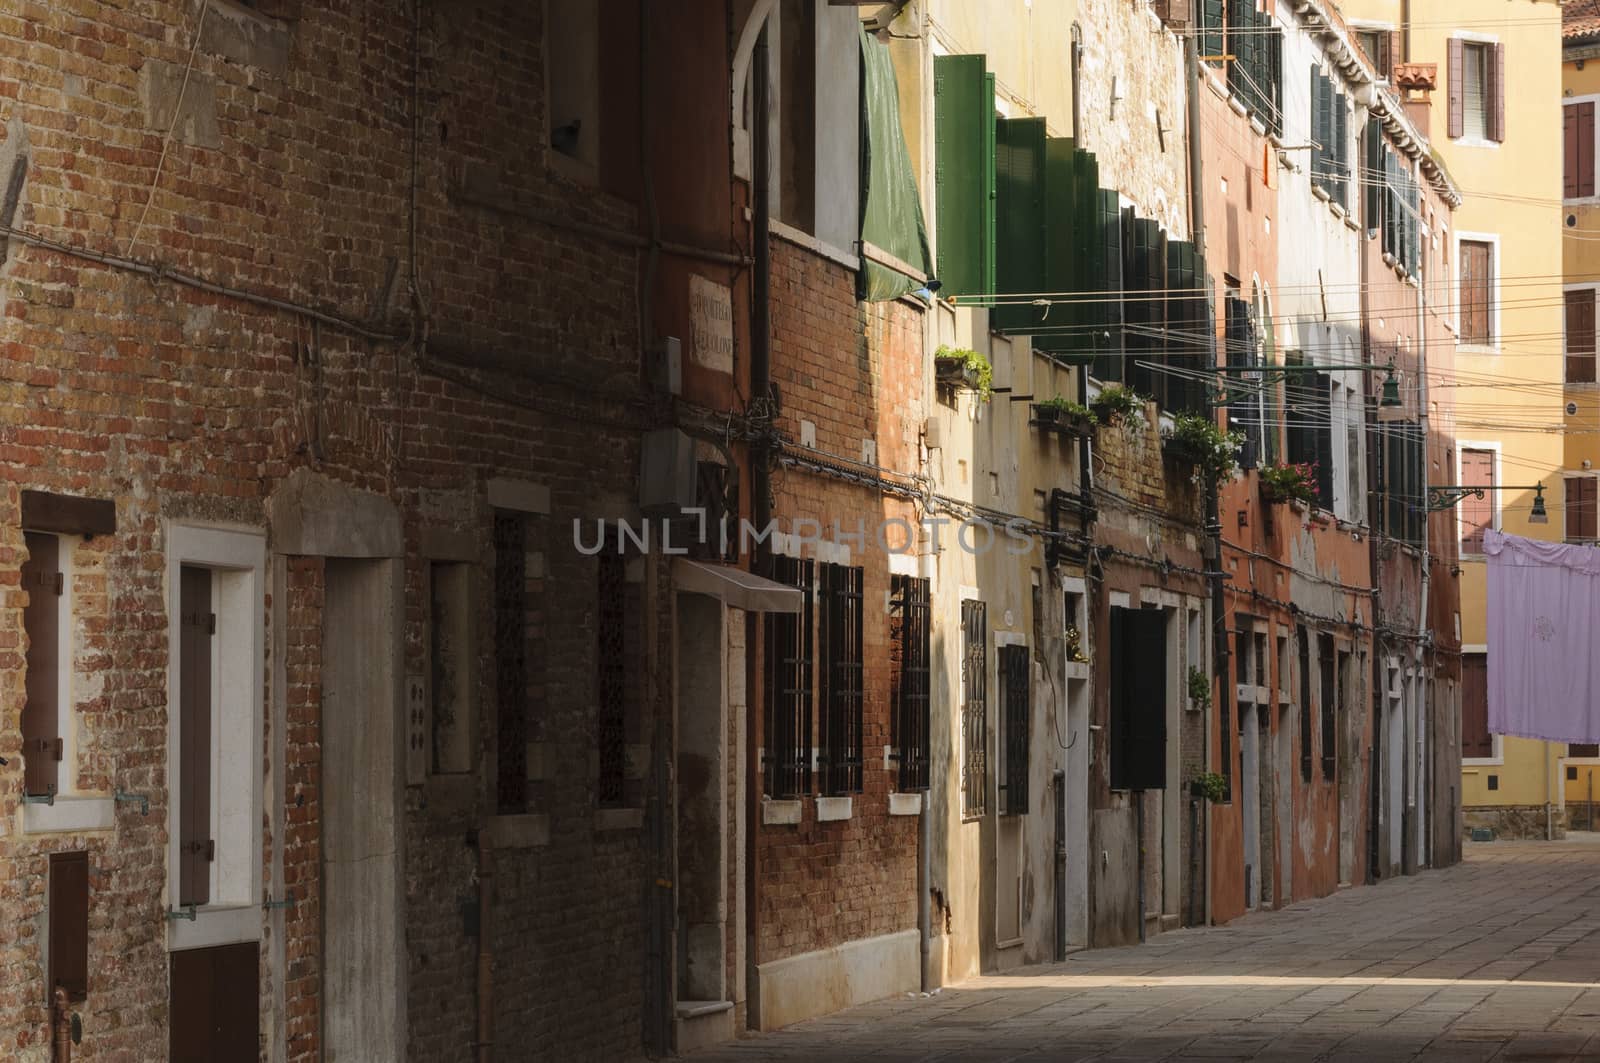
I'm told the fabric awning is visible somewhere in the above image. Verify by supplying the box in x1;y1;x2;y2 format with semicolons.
673;559;803;613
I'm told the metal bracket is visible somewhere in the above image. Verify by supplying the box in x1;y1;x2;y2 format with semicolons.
165;905;198;922
262;890;297;912
1427;485;1484;512
22;786;56;806
114;790;149;816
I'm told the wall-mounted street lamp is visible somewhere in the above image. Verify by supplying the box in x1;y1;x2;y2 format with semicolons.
1427;482;1549;524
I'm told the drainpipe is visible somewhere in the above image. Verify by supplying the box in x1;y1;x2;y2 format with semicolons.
919;785;932;989
1360;139;1383;885
52;986;70;1063
1053;769;1067;961
1185;32;1220;927
745;23;772;1028
475;836;494;1063
1414;232;1431;870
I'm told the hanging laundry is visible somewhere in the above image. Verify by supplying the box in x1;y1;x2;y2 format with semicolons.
1485;529;1600;744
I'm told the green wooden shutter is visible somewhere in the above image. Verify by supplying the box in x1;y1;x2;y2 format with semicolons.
992;116;1047;334
1334;92;1348;207
1093;188;1124;383
1364;117;1382;231
933;55;995;297
1201;0;1224;65
1036;139;1096;363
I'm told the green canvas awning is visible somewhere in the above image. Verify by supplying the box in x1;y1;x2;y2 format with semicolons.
859;25;933;302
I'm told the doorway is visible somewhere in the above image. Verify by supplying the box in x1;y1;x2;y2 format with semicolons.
321;559;404;1061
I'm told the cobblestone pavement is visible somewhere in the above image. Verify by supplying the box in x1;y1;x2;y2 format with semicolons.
693;839;1600;1062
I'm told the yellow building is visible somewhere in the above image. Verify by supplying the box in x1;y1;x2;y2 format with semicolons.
1561;1;1600;829
1339;0;1567;836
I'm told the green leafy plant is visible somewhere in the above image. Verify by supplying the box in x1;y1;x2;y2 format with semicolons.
934;345;993;400
1191;771;1228;804
1259;461;1319;504
1163;413;1242;484
1037;394;1093;418
1187;666;1211;709
1090;384;1145;424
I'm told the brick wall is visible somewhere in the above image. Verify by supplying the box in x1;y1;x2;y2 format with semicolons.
0;2;660;1059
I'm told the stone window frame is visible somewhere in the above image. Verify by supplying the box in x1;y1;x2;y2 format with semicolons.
164;522;266;952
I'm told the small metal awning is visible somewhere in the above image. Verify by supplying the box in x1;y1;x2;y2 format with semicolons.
673;559;803;613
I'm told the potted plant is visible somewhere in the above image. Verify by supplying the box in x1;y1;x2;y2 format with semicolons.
1162;413;1242;484
1187;666;1211;711
1030;395;1096;436
1259;461;1319;506
934;345;992;400
1090;383;1144;425
1190;771;1228;804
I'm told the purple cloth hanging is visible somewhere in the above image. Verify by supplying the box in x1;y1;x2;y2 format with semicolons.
1484;528;1600;744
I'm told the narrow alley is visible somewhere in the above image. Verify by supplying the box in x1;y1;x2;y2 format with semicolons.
691;841;1600;1062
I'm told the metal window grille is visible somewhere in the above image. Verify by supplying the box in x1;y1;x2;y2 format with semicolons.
1320;636;1337;781
596;552;627;807
1298;626;1313;783
764;556;814;798
961;600;988;818
819;564;864;796
999;644;1030;816
494;511;529;813
891;575;931;792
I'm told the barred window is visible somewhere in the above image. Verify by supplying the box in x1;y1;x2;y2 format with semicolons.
1297;625;1313;783
960;600;988;819
1320;636;1337;782
998;644;1031;815
819;564;864;796
891;575;931;792
493;511;529;813
764;557;815;798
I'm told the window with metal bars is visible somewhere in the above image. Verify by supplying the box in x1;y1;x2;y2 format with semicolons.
764;556;815;799
1297;626;1312;782
819;563;864;796
1110;606;1167;791
493;511;530;813
998;644;1031;815
891;575;931;792
960;600;988;818
596;552;629;807
1320;636;1337;781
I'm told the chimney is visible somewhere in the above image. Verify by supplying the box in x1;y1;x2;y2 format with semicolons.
1394;63;1438;139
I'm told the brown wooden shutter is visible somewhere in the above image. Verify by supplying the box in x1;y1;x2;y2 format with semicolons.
1460;449;1494;553
1567;288;1595;383
1447;38;1464;139
1459;240;1491;343
1572;102;1598;199
1488;42;1506;143
1585;102;1597;197
179;566;213;908
1567;477;1597;542
21;532;62;797
48;850;89;1000
170;942;260;1063
1461;655;1492;759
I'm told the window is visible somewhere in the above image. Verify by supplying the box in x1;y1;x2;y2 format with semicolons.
1462;653;1492;759
1225;293;1263;465
1567;288;1596;383
493;511;530;813
771;3;859;248
1382;420;1425;545
1110;606;1167;791
1320;637;1337;781
998;645;1031;815
1201;0;1284;134
1298;626;1312;781
21;532;63;798
1355;29;1396;81
891;575;932;791
960;600;988;818
764;556;815;799
1459;448;1495;554
595;552;643;807
165;524;265;949
1286;362;1334;506
933;54;996;296
1567;476;1597;544
1448;39;1504;143
545;0;599;169
1458;239;1493;345
1310;70;1349;207
1566;101;1595;199
818;563;864;796
429;563;475;775
1379;147;1421;276
1570;743;1600;759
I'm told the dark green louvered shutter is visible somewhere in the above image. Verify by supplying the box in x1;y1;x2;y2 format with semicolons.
1333;92;1348;207
992;117;1048;334
1036;139;1096;363
1201;0;1224;65
1128;218;1166;401
1093;189;1124;383
934;56;995;297
1364;117;1382;232
1166;240;1199;412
